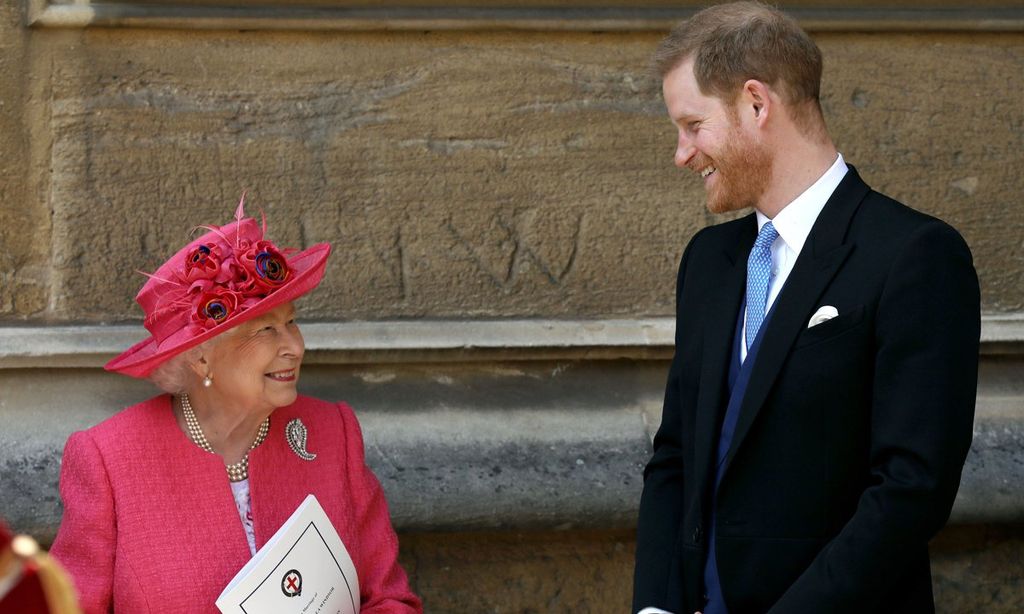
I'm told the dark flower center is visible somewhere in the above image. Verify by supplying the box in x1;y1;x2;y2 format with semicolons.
255;251;287;283
189;244;212;266
203;300;229;322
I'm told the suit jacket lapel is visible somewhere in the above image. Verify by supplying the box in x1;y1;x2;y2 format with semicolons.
720;167;871;476
693;215;755;504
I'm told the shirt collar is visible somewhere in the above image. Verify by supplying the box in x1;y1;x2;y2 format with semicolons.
756;153;849;256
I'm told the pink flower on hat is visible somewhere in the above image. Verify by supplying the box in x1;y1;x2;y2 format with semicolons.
191;287;244;330
237;240;291;293
178;243;223;284
176;224;294;330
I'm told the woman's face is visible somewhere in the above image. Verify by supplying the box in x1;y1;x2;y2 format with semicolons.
202;302;305;414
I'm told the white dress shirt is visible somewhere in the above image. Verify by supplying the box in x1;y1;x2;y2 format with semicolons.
741;153;848;362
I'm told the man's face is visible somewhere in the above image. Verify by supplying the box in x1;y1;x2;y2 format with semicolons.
662;59;772;214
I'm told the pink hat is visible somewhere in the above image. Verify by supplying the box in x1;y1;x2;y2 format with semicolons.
105;197;331;378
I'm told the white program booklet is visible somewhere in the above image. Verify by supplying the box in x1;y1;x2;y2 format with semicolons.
216;494;360;614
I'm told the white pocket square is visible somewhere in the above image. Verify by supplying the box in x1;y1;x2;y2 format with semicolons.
808;305;839;328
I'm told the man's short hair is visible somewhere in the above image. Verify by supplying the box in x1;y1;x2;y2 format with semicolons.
654;2;824;130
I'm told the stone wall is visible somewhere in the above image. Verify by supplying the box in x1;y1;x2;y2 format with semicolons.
2;14;1022;322
396;525;1024;613
1;1;1022;611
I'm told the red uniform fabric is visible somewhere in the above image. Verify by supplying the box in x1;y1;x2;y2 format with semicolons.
1;563;50;614
1;520;48;614
51;395;421;614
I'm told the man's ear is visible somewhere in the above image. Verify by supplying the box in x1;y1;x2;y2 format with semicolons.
741;79;773;127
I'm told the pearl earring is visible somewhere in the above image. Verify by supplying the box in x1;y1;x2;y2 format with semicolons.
203;374;213;387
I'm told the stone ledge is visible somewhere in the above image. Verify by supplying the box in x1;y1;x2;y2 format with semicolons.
0;314;1020;368
0;363;1021;541
367;399;1024;531
2;404;1021;541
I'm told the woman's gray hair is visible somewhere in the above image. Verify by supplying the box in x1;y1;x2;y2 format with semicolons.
149;341;214;394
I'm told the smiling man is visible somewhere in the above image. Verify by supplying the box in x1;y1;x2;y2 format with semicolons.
632;3;980;614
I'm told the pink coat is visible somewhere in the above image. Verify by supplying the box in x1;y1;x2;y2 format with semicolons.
51;394;422;614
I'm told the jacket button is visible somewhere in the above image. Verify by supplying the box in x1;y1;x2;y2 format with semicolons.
692;525;703;543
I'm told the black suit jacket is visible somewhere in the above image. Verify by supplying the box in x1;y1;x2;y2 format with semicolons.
633;168;980;613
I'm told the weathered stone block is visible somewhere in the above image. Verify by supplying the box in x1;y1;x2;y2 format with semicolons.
931;524;1024;613
3;358;1022;541
397;524;1024;613
400;529;637;613
0;2;50;320
19;30;1020;323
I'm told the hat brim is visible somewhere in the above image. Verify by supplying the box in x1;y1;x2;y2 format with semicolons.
104;243;331;379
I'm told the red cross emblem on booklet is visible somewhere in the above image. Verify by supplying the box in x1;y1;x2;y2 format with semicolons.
281;569;302;597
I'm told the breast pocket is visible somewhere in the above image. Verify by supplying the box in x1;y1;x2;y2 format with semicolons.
793;304;867;350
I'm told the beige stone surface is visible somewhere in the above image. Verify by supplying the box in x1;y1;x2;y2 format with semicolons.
397;525;1024;613
822;34;1024;314
34;30;680;321
400;529;636;613
0;2;50;318
931;524;1024;612
0;20;1020;321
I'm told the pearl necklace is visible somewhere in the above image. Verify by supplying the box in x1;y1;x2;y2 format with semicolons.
179;393;270;482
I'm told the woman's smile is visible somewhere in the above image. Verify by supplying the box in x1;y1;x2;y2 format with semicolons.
265;368;297;382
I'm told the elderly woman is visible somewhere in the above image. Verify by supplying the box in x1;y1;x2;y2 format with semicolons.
51;201;421;613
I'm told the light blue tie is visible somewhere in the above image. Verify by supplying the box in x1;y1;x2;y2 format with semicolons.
745;221;779;351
